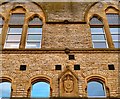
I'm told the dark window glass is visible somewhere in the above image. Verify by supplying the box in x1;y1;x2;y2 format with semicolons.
69;55;75;60
74;64;80;70
106;14;120;25
90;17;103;25
108;64;115;70
9;13;25;25
20;65;26;71
29;17;42;25
55;65;61;70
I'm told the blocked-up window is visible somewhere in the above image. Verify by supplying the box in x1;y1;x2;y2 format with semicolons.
0;82;11;98
87;81;106;98
4;13;25;48
0;16;4;34
26;17;42;48
106;14;120;48
90;17;108;48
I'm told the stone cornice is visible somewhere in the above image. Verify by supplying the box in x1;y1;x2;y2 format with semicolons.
1;48;120;54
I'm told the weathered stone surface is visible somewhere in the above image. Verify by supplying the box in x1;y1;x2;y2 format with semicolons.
0;0;120;98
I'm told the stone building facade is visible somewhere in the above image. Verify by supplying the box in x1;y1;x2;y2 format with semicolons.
0;0;120;98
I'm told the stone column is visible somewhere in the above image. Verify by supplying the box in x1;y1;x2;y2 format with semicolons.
11;72;29;97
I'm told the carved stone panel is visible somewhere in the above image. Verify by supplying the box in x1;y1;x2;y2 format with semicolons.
63;74;74;93
59;68;79;97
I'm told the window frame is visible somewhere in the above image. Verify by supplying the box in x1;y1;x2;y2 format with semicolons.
9;13;25;25
109;27;120;48
90;24;108;48
106;13;120;48
4;26;23;48
4;13;25;48
25;17;43;49
0;16;4;34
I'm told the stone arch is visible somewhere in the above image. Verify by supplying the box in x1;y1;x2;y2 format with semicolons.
25;13;45;49
105;6;120;14
58;67;79;97
24;2;46;23
84;75;110;97
0;76;14;97
85;75;107;84
7;5;27;27
7;5;27;17
84;2;101;23
26;75;53;97
0;76;12;82
32;2;46;18
88;14;104;25
10;6;26;13
26;13;44;25
30;75;52;85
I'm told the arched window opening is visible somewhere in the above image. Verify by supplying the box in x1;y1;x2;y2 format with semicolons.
106;8;120;48
0;16;4;34
31;81;50;98
87;81;106;98
90;16;108;48
4;8;25;48
26;16;42;48
0;82;11;98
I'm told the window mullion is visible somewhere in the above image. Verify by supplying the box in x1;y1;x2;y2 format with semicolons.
102;18;114;48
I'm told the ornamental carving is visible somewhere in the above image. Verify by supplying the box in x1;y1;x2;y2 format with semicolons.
63;74;74;93
59;67;79;97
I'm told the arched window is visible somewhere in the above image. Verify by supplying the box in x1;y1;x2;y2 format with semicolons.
4;7;25;48
87;81;106;98
26;16;42;48
31;82;50;98
0;16;4;34
106;8;120;48
0;82;11;98
90;16;108;48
